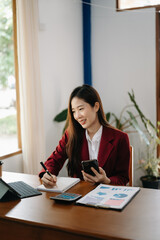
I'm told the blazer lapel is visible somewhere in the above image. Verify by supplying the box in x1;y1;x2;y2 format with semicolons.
98;127;115;167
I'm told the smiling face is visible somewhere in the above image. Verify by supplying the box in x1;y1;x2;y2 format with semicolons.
71;97;100;134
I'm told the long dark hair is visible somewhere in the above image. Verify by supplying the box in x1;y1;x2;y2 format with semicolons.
66;84;110;176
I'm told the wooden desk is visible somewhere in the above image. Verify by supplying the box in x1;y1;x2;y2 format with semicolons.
0;171;160;240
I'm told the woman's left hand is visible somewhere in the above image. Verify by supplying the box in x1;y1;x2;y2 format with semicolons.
82;167;111;184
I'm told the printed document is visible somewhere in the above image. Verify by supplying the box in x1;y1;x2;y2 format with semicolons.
76;184;140;210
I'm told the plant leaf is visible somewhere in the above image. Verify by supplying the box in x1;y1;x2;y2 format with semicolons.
128;90;156;132
111;113;123;130
106;112;111;122
127;111;150;145
53;108;68;122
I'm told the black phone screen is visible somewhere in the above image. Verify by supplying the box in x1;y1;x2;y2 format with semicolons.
81;159;99;176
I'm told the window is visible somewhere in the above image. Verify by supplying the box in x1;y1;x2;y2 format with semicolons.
117;0;160;10
0;0;21;159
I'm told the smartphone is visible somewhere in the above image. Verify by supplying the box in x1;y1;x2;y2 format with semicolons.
81;159;99;176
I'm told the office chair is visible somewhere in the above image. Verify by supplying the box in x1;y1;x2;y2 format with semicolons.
129;146;133;186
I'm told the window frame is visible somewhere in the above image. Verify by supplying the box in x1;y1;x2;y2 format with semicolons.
0;0;22;160
117;0;160;11
156;7;160;137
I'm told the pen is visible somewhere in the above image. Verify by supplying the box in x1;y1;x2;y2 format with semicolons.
40;161;52;177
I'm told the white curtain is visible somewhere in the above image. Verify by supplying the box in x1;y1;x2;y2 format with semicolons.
16;0;45;174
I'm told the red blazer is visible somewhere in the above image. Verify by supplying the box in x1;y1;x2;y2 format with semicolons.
39;126;130;185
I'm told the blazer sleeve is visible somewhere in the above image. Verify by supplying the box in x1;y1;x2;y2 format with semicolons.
39;131;68;178
109;132;130;186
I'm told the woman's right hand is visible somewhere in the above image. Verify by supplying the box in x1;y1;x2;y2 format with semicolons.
41;172;57;188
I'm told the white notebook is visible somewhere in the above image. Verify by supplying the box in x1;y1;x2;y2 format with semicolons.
37;177;80;193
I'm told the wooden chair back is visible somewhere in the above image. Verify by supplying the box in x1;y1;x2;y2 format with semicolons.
129;146;133;186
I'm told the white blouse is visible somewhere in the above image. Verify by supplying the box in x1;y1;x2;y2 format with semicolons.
85;126;103;160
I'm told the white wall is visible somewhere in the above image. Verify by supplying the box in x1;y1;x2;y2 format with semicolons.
92;0;156;118
3;0;156;186
3;153;23;172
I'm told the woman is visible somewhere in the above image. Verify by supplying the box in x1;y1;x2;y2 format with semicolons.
39;85;130;187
